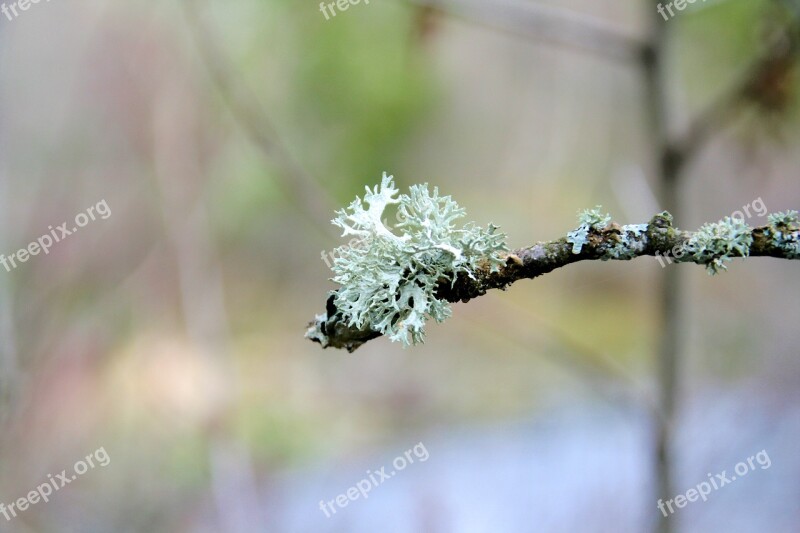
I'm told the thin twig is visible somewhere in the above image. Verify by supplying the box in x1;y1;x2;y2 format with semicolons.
307;212;799;351
179;1;339;238
670;12;800;173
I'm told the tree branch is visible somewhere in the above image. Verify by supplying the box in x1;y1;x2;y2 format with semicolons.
307;211;799;351
670;11;800;172
403;0;646;63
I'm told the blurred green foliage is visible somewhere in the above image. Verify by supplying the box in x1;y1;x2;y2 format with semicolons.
204;0;436;241
291;3;434;195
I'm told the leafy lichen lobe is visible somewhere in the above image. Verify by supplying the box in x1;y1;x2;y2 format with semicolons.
682;216;753;274
768;210;800;259
566;206;611;254
321;173;508;347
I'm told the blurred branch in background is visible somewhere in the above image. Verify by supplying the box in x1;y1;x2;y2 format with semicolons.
402;0;647;62
0;175;20;437
668;5;800;175
152;75;261;532
0;28;22;455
465;295;659;414
641;6;680;530
644;2;800;531
179;0;339;239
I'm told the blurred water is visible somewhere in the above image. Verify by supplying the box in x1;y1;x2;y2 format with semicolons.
220;386;800;533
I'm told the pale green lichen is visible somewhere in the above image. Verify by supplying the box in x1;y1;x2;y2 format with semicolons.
567;206;611;254
325;173;507;347
768;210;800;258
683;216;753;275
602;224;649;260
768;210;800;228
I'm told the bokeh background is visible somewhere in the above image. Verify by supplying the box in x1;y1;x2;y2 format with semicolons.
1;0;799;531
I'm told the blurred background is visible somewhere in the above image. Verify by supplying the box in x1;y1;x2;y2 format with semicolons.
1;0;799;531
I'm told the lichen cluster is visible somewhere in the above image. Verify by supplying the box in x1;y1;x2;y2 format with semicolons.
566;206;611;254
308;193;800;351
602;223;649;260
682;216;753;274
565;206;651;260
768;210;800;258
324;173;507;347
